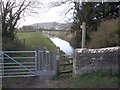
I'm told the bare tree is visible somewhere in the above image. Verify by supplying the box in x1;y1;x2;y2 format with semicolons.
1;0;44;50
48;0;75;23
1;0;41;41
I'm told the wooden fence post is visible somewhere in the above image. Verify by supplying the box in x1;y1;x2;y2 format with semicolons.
80;22;86;48
23;39;25;45
62;54;66;69
73;50;77;77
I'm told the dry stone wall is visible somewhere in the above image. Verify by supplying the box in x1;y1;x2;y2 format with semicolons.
73;47;119;75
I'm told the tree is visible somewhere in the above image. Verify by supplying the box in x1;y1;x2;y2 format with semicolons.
71;2;119;48
1;0;41;40
1;0;41;50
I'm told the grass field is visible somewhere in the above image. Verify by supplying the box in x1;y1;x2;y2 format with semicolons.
17;31;56;50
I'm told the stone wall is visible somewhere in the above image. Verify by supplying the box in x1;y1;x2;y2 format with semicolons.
73;47;119;75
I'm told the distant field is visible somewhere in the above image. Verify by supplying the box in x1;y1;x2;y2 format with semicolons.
17;31;56;50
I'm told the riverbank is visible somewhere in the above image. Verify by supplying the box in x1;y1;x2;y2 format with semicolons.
17;31;56;50
44;31;73;44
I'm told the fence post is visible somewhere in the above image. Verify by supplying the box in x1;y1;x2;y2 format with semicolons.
2;52;4;77
80;22;86;48
56;47;60;76
62;54;66;69
35;51;38;73
44;47;47;70
37;50;40;71
73;50;77;77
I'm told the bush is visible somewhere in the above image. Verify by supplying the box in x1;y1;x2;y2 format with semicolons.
2;37;26;51
88;18;119;48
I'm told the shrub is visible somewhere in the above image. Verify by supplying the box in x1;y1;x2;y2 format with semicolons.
2;37;26;51
88;18;119;48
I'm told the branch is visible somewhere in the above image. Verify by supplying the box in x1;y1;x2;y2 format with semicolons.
49;0;73;7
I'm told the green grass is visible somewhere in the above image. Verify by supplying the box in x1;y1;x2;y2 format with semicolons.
17;31;56;50
53;70;119;88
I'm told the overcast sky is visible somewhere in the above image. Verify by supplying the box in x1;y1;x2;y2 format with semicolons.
18;0;119;27
18;0;74;27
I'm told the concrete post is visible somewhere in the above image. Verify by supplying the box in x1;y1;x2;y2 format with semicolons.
80;22;86;48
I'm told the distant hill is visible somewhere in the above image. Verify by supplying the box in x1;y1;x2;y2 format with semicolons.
20;22;72;31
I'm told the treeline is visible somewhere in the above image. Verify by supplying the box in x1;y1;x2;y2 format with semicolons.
71;2;119;48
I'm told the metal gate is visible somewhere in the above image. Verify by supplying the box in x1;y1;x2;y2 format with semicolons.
0;51;37;78
0;50;58;78
36;50;57;76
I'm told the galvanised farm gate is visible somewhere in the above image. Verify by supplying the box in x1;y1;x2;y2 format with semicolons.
0;50;58;78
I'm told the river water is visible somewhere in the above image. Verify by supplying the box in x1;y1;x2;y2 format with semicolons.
49;37;74;55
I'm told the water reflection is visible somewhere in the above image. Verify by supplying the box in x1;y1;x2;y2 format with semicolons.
49;37;73;55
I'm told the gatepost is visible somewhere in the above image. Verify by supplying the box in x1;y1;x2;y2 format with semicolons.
56;47;60;76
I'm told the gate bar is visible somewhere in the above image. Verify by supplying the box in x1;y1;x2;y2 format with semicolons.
4;51;36;53
3;53;33;72
35;51;37;72
38;51;40;70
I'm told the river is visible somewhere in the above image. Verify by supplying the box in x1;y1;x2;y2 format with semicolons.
49;36;74;55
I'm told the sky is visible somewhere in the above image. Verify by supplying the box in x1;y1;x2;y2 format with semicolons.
18;0;74;27
18;0;119;27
